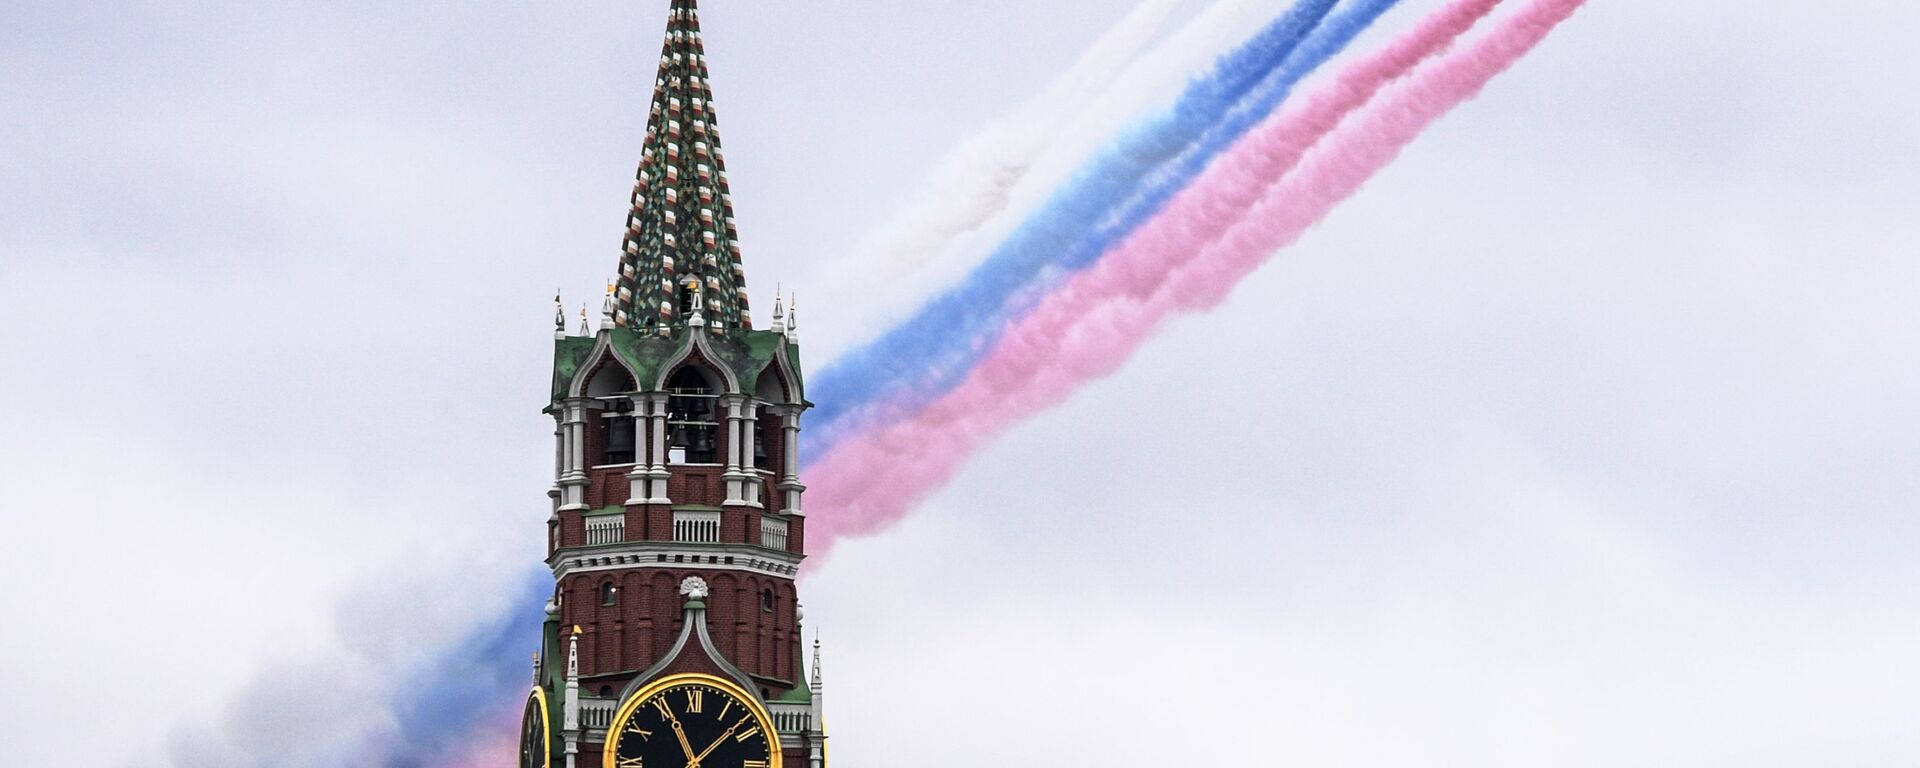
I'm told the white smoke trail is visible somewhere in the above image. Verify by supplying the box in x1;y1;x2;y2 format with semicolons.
805;0;1177;321
806;0;1289;358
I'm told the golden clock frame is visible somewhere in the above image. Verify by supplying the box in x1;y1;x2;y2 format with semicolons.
527;685;553;768
602;672;784;768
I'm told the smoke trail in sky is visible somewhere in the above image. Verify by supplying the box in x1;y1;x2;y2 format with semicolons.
814;0;1323;357
803;0;1390;461
808;0;1179;304
369;571;548;766
807;0;1589;549
165;567;547;768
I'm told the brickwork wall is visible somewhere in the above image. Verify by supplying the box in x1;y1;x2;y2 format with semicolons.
559;566;800;695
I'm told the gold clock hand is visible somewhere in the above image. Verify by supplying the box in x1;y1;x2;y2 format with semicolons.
673;720;698;764
654;699;699;763
692;717;753;763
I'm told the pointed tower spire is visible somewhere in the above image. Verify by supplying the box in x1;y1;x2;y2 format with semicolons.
600;282;617;331
809;632;827;768
554;291;567;339
611;0;751;335
770;284;785;335
810;634;823;693
785;293;799;343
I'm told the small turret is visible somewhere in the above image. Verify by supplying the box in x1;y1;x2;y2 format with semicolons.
564;626;582;768
688;281;707;329
785;293;799;343
809;634;826;768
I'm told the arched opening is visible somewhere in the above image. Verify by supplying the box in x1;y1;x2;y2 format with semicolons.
665;365;720;464
585;363;634;399
752;370;787;471
752;369;787;404
600;581;618;607
756;406;781;471
602;398;636;465
586;363;638;466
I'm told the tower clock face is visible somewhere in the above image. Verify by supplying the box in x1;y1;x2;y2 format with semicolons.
605;675;781;768
521;689;551;768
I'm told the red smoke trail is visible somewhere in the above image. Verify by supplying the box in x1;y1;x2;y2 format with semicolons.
808;0;1589;549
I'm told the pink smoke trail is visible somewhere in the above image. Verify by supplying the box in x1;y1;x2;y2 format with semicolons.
422;700;520;768
808;0;1588;549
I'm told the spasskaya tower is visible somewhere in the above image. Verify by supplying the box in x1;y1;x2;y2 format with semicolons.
522;3;826;767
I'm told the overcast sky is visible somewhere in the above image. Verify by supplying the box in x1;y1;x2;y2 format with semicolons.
3;0;1919;765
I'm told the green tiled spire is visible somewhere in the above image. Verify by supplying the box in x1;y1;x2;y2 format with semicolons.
612;0;751;334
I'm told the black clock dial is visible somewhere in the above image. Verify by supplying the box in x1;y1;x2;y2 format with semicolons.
609;681;776;768
520;692;548;768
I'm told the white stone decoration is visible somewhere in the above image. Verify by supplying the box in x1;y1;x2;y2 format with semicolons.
679;575;710;600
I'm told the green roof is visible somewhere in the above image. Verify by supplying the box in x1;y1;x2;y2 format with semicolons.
550;335;598;402
777;683;812;704
552;326;805;405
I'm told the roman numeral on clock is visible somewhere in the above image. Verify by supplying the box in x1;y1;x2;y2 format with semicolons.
685;689;704;713
735;725;761;743
743;761;768;768
650;698;673;718
625;722;653;740
618;758;644;768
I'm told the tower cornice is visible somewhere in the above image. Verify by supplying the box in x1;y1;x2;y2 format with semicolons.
549;540;802;581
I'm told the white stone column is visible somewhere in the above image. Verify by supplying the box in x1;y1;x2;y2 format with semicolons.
623;395;651;506
550;414;565;517
558;399;591;512
740;403;761;507
722;394;752;507
641;393;672;504
553;415;565;479
777;407;806;517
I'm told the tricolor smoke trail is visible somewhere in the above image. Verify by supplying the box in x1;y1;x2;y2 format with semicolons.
802;0;1348;458
808;0;1590;548
810;0;1179;310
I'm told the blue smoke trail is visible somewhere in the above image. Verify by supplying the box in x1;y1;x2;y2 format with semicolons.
802;0;1404;461
378;569;550;767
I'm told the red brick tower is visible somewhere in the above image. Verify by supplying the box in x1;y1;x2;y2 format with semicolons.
520;3;824;767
